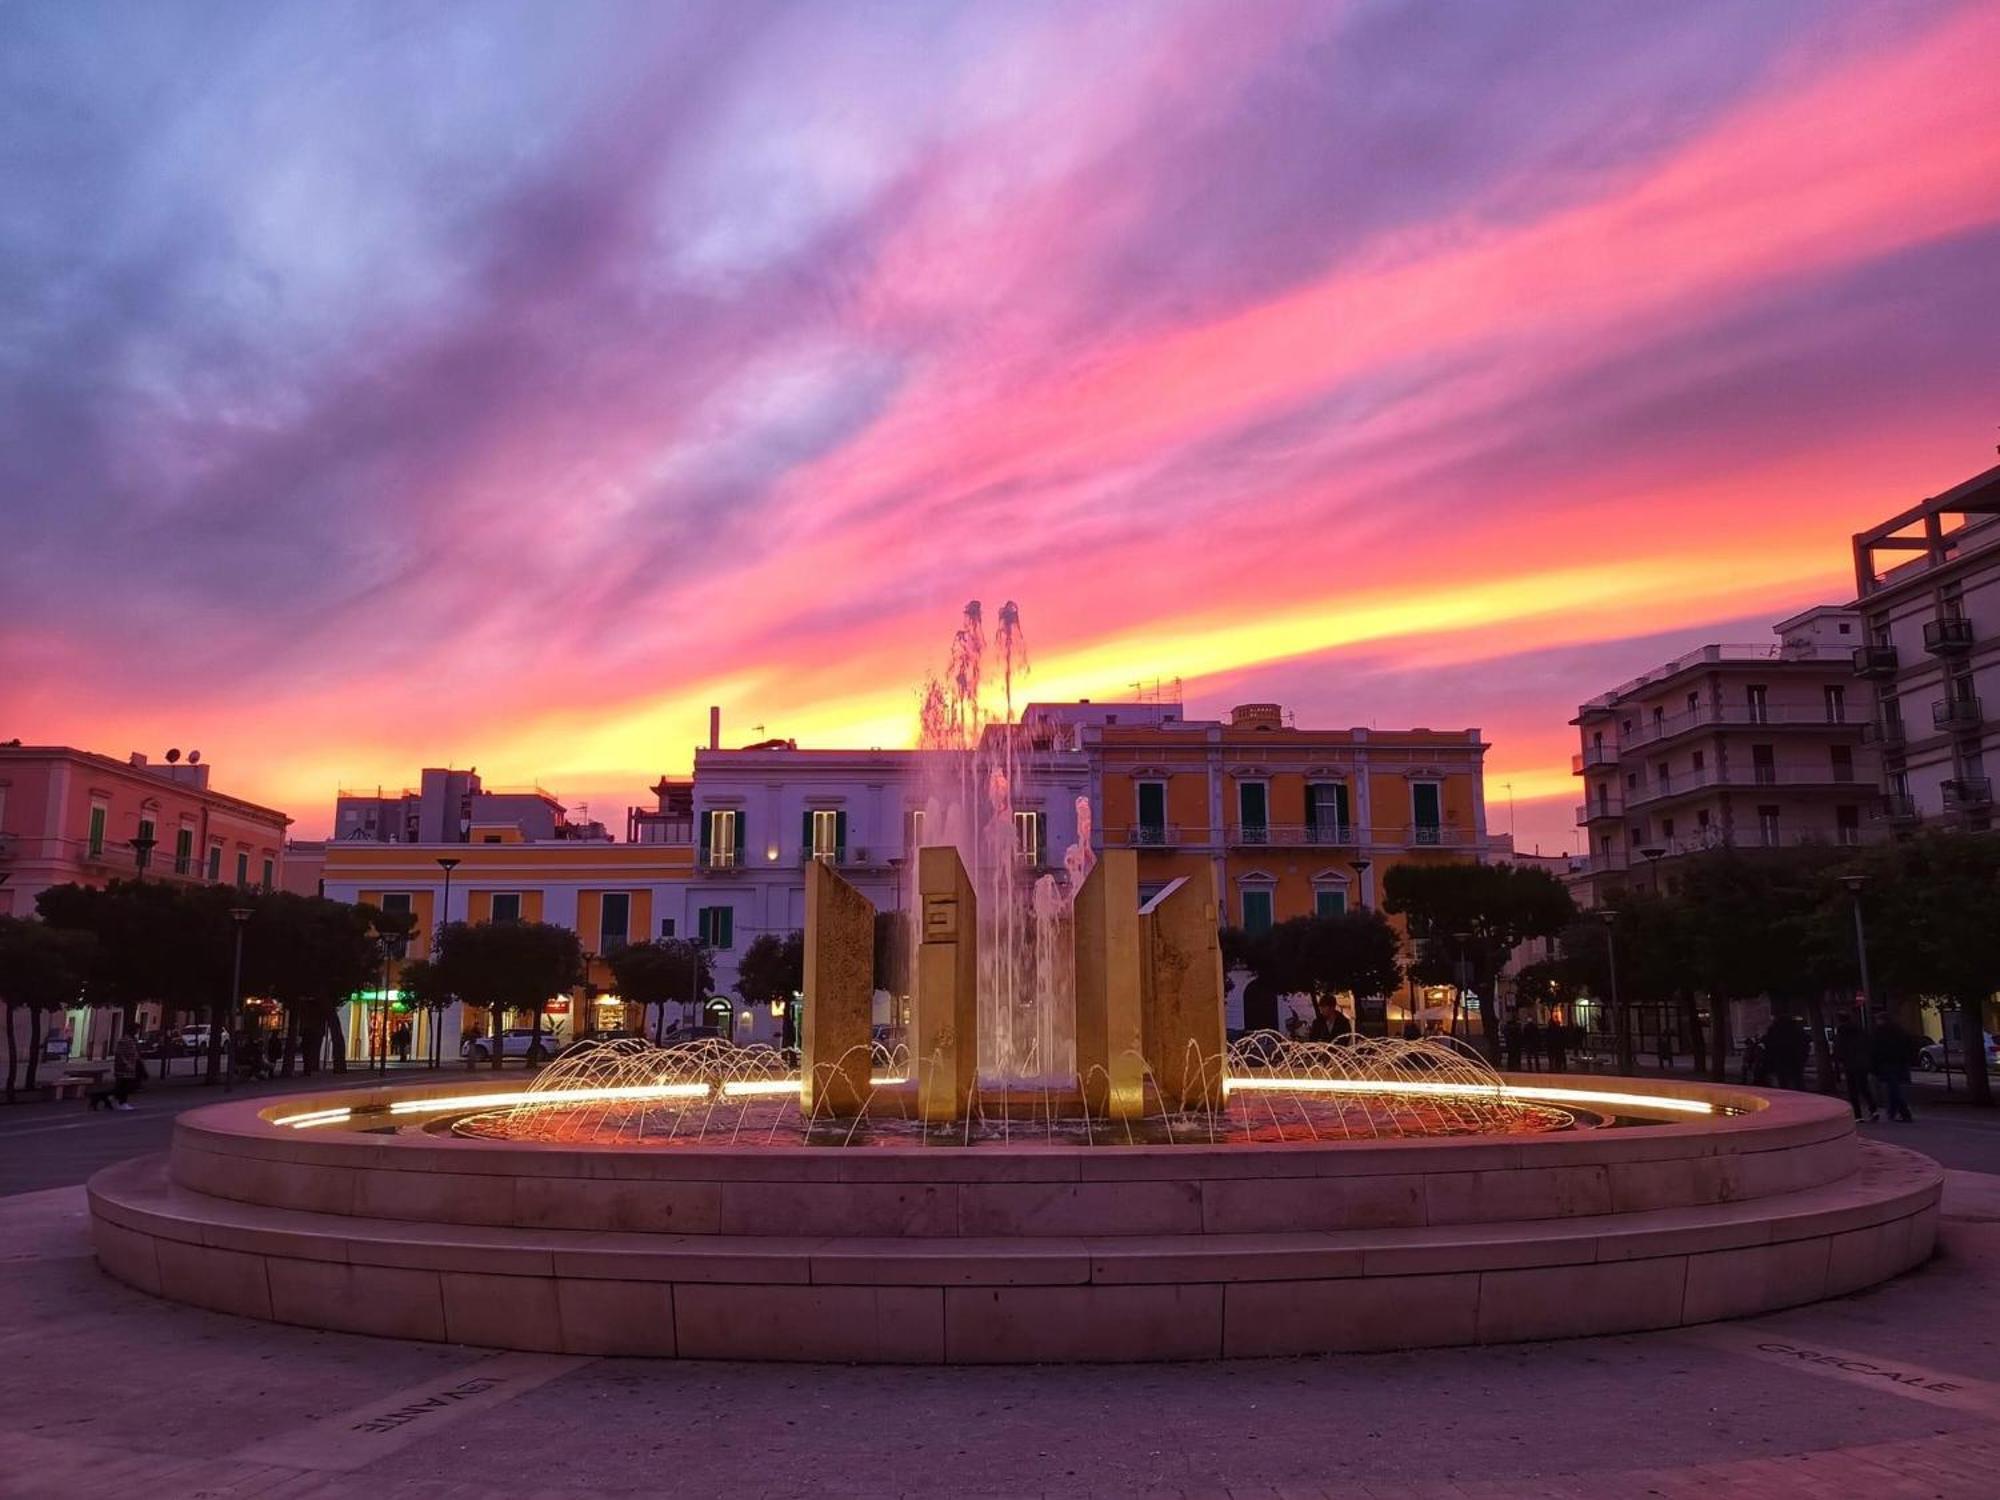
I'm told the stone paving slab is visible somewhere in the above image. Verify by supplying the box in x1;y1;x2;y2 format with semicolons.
3;1178;2000;1496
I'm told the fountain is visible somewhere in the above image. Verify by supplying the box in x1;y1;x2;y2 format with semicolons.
84;604;1942;1361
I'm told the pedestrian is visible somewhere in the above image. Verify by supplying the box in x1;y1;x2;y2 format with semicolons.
1740;1034;1763;1086
393;1023;411;1063
1520;1017;1542;1073
109;1031;141;1112
1329;1005;1353;1041
1503;1016;1523;1072
1544;1016;1567;1074
1870;1013;1917;1123
1657;1028;1674;1073
1306;1001;1333;1044
1762;1013;1808;1091
1401;1020;1422;1042
1834;1015;1878;1122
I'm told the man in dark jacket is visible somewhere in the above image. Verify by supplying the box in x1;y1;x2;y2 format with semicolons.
1834;1016;1878;1122
1870;1015;1917;1122
1762;1013;1809;1091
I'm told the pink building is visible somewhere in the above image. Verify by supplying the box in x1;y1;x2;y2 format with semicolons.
0;744;291;1067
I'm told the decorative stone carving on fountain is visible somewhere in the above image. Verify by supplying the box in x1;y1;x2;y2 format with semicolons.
1137;871;1228;1112
1072;848;1145;1118
801;858;875;1116
915;845;979;1122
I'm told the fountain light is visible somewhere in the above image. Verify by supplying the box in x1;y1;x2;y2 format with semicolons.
1222;1074;1715;1116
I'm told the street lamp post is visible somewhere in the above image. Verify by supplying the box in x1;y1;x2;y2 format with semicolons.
1839;874;1874;1018
223;907;251;1093
1351;857;1372;909
129;834;157;881
1597;907;1631;1075
435;858;460;1068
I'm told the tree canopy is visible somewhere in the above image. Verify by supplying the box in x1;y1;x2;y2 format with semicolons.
606;937;713;1039
431;919;584;1068
736;930;805;1008
1224;910;1403;1018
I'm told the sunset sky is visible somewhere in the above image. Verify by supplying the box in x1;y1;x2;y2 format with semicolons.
5;0;1999;853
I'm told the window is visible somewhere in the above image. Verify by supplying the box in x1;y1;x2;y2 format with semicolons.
1241;887;1274;936
1756;806;1781;848
1013;810;1045;864
490;893;521;923
1651;706;1664;733
1306;781;1349;839
1661;817;1676;841
660;917;676;938
1411;782;1442;842
234;851;249;887
1139;881;1169;907
174;826;193;875
1314;887;1348;918
1238;782;1269;841
600;892;630;952
1136;781;1167;843
1654;759;1670;793
87;803;106;857
206;841;222;881
702;809;742;869
1686;691;1699;714
1746;684;1769;724
806;808;846;862
1692;750;1705;772
1751;745;1776;784
1831;744;1854;783
1836;805;1861;846
260;857;274;890
481;835;501;845
697;905;735;949
136;815;155;858
1824;685;1846;723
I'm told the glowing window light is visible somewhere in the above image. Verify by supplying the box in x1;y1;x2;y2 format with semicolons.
1222;1075;1715;1116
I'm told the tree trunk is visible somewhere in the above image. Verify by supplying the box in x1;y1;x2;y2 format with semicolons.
1680;991;1707;1079
529;1004;545;1068
1804;990;1835;1095
4;1002;17;1103
1708;993;1733;1083
279;1005;300;1078
1475;987;1500;1063
25;1007;44;1093
327;1009;348;1073
205;994;226;1085
1960;995;1992;1106
492;1003;504;1071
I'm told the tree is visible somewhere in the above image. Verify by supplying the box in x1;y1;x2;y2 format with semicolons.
36;879;231;1050
392;957;449;1068
432;920;584;1069
607;938;713;1042
737;931;804;1008
1381;863;1576;1058
244;891;379;1076
1229;912;1402;1027
1842;833;2000;1106
0;918;96;1099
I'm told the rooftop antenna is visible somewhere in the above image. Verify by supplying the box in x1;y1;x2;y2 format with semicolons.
1505;781;1516;841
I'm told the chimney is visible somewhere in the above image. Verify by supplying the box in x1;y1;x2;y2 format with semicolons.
128;752;148;767
708;706;721;751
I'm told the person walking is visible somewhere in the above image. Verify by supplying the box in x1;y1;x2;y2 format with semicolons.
1763;1013;1808;1091
1544;1015;1568;1074
1520;1017;1542;1073
1870;1013;1917;1123
109;1032;141;1112
1657;1029;1674;1074
1834;1015;1878;1122
1503;1016;1523;1072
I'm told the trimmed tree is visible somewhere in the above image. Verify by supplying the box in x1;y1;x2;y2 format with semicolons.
0;918;97;1099
433;920;584;1069
607;938;714;1042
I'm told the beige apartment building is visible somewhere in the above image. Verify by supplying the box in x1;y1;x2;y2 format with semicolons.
1572;606;1878;903
1852;462;2000;832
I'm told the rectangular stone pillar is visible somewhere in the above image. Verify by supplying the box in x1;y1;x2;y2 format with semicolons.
1139;870;1228;1112
1074;849;1145;1119
802;858;876;1116
914;845;978;1123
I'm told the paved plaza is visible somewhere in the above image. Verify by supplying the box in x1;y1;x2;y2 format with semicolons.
0;1089;1996;1498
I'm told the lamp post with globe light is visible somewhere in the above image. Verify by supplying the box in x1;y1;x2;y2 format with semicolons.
1596;907;1631;1075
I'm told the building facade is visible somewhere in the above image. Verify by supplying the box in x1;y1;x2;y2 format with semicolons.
1852;462;2000;832
1571;607;1879;905
334;768;610;846
0;744;291;1065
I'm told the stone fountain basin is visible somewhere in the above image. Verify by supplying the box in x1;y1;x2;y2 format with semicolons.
86;1077;1938;1361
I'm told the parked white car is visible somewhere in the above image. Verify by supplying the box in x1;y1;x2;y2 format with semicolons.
1917;1033;2000;1071
459;1027;558;1064
177;1025;229;1052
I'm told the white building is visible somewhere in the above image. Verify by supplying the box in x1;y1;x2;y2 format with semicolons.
1852;462;2000;831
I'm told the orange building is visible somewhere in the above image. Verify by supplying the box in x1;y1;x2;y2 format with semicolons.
1029;697;1488;968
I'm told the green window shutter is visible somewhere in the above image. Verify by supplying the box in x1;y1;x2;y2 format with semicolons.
88;805;105;855
1034;813;1047;866
1335;782;1351;832
1137;782;1165;828
699;814;712;865
733;812;745;863
718;908;734;949
801;809;813;860
697;907;713;946
835;810;848;862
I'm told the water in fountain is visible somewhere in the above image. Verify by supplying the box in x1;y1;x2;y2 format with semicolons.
914;600;1091;1086
444;1032;1577;1147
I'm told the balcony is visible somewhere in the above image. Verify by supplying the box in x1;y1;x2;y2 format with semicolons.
1860;719;1906;748
1226;822;1360;847
1576;795;1622;825
1572;744;1618;773
1877;793;1920;824
1932;697;1984;731
1404;825;1468;848
1943;777;1994;812
1127;824;1182;848
1923;617;1974;655
1853;644;1899;678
